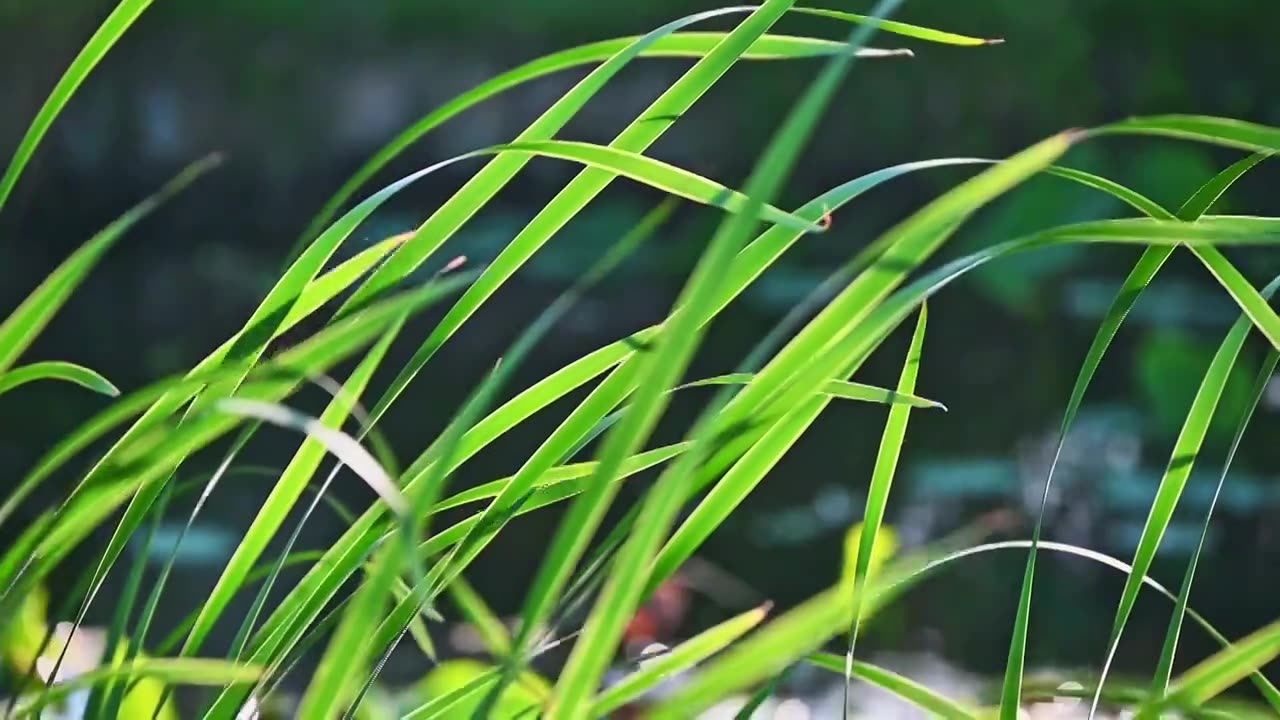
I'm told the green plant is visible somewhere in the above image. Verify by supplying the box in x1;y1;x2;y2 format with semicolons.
3;1;1280;718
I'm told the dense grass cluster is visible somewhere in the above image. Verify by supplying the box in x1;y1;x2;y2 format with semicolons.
3;0;1280;718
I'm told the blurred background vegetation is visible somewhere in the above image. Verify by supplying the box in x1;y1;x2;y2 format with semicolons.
3;0;1280;689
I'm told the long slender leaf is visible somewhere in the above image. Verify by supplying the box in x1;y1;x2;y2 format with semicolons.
808;652;978;719
10;659;260;720
234;157;990;686
447;575;514;659
0;155;219;374
1146;618;1280;717
589;602;772;716
1092;115;1280;154
547;4;910;713
289;5;999;261
1152;351;1278;695
177;323;401;665
0;0;160;212
998;149;1270;718
844;302;927;712
0;361;119;397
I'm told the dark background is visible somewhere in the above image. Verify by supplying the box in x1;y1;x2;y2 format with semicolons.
3;0;1280;695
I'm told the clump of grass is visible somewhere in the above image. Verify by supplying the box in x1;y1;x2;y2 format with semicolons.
2;1;1280;719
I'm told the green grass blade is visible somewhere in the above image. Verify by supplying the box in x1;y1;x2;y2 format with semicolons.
0;0;160;213
11;659;260;720
678;373;945;409
546;3;909;712
1090;275;1280;716
997;148;1268;719
0;361;119;397
223;158;990;705
790;7;1000;45
844;303;927;684
429;443;689;514
1148;618;1280;717
706;132;1077;461
0;278;471;594
492;140;821;232
589;602;772;716
1190;245;1280;348
284;25;930;264
904;539;1280;707
808;652;978;719
1091;115;1280;153
177;323;401;662
336;5;793;320
1177;152;1271;220
0;154;219;373
1152;351;1278;696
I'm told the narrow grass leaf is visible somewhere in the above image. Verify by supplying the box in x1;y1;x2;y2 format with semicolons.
1092;115;1280;154
0;154;219;373
678;373;944;409
998;148;1268;718
0;361;119;397
178;323;401;663
1148;618;1280;716
907;539;1280;707
11;659;260;719
1152;351;1278;696
0;0;160;212
845;303;927;679
589;602;772;716
546;4;910;713
808;652;978;719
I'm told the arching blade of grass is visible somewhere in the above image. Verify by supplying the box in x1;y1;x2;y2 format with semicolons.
288;2;1000;264
0;277;472;594
12;659;259;720
703;132;1077;469
647;394;830;592
228;158;990;694
0;0;160;213
0;361;119;397
401;668;500;720
0;232;413;532
430;443;690;514
588;602;772;717
1142;618;1280;718
1089;276;1280;717
904;539;1280;705
808;652;979;719
545;3;910;713
0;154;219;374
790;7;1000;45
175;324;401;664
346;5;826;443
678;373;945;409
843;303;928;708
285;23;941;263
238;203;670;720
642;134;1075;613
336;3;799;321
1091;115;1280;153
492;140;821;232
997;151;1270;719
1151;351;1278;696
